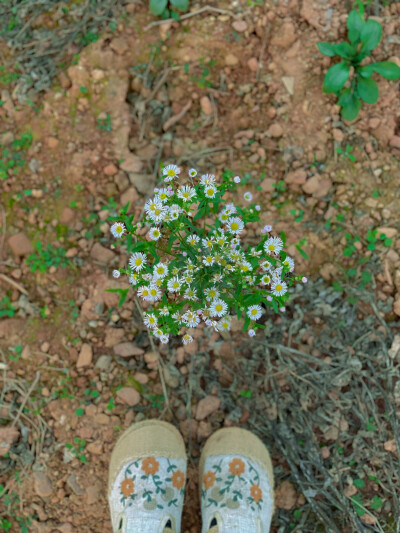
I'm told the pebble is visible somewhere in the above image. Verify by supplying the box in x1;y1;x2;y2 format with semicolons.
110;37;129;55
271;22;296;49
113;342;144;358
390;136;400;149
76;343;93;369
120;187;139;210
285;169;307;185
225;53;239;66
195;395;221;420
332;128;344;142
232;20;248;32
8;232;33;256
267;123;283;138
66;474;85;496
377;227;397;239
116;387;141;406
247;57;258;72
302;174;332;198
33;472;53;498
104;163;118;176
95;354;112;371
274;480;297;510
92;69;105;82
40;342;50;353
90;243;115;263
369;118;380;129
60;207;74;225
200;96;213;116
47;137;59;148
0;426;19;456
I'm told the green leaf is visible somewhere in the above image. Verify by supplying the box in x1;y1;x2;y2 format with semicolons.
351;493;365;517
323;62;350;94
75;408;84;417
370;495;383;511
360;20;382;53
340;93;362;121
357;77;378;104
334;42;357;59
170;0;189;11
317;42;338;57
347;10;364;43
353;478;365;489
368;61;400;81
149;0;168;15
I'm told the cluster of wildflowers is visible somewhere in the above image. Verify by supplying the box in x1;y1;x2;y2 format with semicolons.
108;165;306;345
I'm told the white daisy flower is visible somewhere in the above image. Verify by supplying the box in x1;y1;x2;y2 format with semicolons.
205;287;219;300
177;186;196;202
172;311;182;322
163;164;180;182
129;252;147;272
264;237;284;255
282;257;295;270
203;255;215;266
247;305;263;320
240;261;253;273
144;313;158;328
182;310;200;328
153;278;163;287
169;204;182;220
248;329;256;337
188;168;197;178
129;273;139;285
229;250;242;262
110;222;126;238
250;249;262;257
214;232;226;246
142;273;153;282
210;298;228;317
271;280;288;296
204;185;217;199
171;266;180;276
153;328;164;338
187;234;200;246
184;259;196;272
226;216;244;235
160;334;170;344
155;188;169;202
202;237;215;249
260;273;272;285
183;274;194;285
159;306;169;316
231;237;240;246
147;285;162;302
167;276;182;292
200;174;215;185
113;269;120;278
148;204;168;223
260;260;272;271
144;198;162;215
217;316;231;331
153;262;169;279
137;286;150;299
234;176;241;183
149;227;161;241
182;333;193;345
244;191;253;202
184;287;198;301
213;273;223;282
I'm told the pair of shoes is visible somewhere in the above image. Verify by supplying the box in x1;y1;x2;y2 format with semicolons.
108;421;275;533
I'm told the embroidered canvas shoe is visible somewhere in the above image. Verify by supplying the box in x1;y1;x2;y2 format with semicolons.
199;428;275;533
108;420;187;533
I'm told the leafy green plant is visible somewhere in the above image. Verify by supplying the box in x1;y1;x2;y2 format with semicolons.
0;131;33;180
337;144;356;162
318;4;400;120
149;0;189;20
97;113;112;132
0;296;15;318
27;241;70;273
65;438;89;464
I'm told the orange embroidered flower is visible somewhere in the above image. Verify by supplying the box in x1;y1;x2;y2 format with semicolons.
203;471;216;490
142;457;160;476
229;458;245;476
250;483;262;503
121;478;135;497
171;470;185;490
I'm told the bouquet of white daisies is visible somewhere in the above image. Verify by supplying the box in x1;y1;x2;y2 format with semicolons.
108;164;307;345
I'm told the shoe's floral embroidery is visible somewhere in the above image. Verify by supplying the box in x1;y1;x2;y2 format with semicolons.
142;457;160;476
201;456;270;513
171;470;185;490
121;478;135;498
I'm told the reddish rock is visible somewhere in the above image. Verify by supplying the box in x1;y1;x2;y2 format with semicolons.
302;174;332;198
200;96;212;115
120;187;139;211
47;137;59;148
90;243;115;263
0;426;19;456
104;163;118;176
267;123;283;138
195;395;221;420
271;22;296;49
33;472;53;497
116;387;141;406
113;342;144;358
390;136;400;149
275;481;297;510
232;20;248;32
110;37;129;55
8;233;33;256
285;169;307;185
60;207;74;225
77;343;93;369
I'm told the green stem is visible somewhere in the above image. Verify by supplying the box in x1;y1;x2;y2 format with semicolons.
134;233;179;259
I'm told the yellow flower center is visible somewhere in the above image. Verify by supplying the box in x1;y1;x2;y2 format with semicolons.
155;209;161;216
216;304;223;312
242;265;249;272
222;214;228;221
116;226;122;233
183;192;189;198
167;169;175;176
142;290;149;296
276;284;282;291
207;189;214;196
209;291;216;298
251;309;257;315
159;193;166;200
231;222;239;231
173;282;179;289
150;289;157;296
157;267;164;274
149;317;155;323
150;203;156;211
268;244;275;251
135;258;142;265
206;257;212;263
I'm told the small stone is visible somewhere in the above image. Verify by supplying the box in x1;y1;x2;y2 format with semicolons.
104;163;118;176
260;178;275;193
66;474;85;496
33;472;53;497
87;441;103;455
384;439;397;453
90;243;115;263
127;173;156;195
225;53;239;66
232;20;248;32
120;187;139;211
195;395;221;420
247;57;258;72
361;514;376;525
116;387;141;406
113;342;144;358
86;484;101;505
390;136;400;149
8;233;33;256
94;413;109;425
394;296;400;317
377;227;397;239
369;118;380;129
77;343;93;369
285;169;307;185
267;123;283;138
271;22;296;49
281;76;294;95
47;137;59;148
92;69;104;82
200;96;213;116
163;365;180;389
110;37;129;55
58;523;73;533
40;342;50;353
332;128;344;142
0;426;19;456
95;354;112;371
144;351;159;366
275;481;297;510
60;207;74;225
0;132;14;145
302;174;332;198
